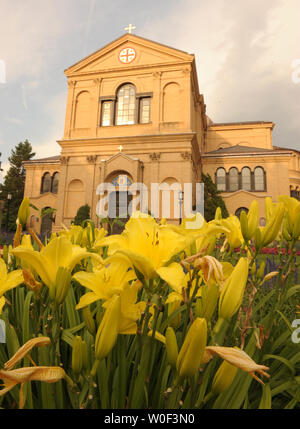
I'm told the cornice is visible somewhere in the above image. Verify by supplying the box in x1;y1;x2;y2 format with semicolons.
57;132;196;147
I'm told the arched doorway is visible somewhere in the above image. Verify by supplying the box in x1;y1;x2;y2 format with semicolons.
235;207;249;218
41;207;54;239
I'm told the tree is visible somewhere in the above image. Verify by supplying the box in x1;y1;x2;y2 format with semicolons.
201;172;229;221
74;204;91;226
0;140;35;231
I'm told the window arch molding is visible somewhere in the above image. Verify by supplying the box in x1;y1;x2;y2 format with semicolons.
214;165;267;192
254;166;266;191
228;167;239;192
215;167;227;191
41;172;52;194
51;172;60;194
115;83;137;125
241;166;251;191
100;82;152;127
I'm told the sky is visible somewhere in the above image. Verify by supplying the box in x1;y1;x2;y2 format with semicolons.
0;0;300;182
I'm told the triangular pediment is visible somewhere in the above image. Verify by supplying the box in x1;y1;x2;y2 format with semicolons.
104;152;140;164
65;34;194;76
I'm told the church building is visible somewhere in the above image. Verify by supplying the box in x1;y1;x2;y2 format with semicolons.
23;31;300;235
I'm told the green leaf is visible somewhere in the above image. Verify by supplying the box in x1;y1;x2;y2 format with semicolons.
284;284;300;302
263;354;295;376
258;383;272;409
22;291;33;344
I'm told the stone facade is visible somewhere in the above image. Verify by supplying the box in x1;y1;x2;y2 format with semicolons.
23;33;300;234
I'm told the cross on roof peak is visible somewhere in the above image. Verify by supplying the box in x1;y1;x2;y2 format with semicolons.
125;24;136;34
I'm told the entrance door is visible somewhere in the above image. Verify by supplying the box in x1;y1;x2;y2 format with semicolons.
108;191;132;234
41;207;53;239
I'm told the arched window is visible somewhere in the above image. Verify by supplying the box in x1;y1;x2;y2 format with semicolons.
52;172;60;194
216;168;226;191
254;167;265;191
241;167;251;191
41;172;51;193
229;167;239;192
116;84;136;125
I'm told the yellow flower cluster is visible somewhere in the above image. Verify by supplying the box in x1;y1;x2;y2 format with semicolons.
0;194;299;408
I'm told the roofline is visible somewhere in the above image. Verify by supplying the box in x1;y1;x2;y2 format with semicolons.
64;33;192;73
23;158;60;165
208;121;275;129
202;151;293;158
274;145;300;155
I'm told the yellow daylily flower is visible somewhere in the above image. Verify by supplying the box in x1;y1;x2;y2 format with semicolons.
214;215;244;250
0;258;24;299
101;215;186;282
278;195;300;239
117;281;146;335
11;236;103;291
74;255;136;310
166;213;228;256
260;202;285;247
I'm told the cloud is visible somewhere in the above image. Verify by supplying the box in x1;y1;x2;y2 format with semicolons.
30;90;67;159
141;0;300;149
0;1;79;82
4;116;24;125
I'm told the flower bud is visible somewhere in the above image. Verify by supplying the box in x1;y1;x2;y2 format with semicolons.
82;306;96;336
168;301;181;329
165;327;178;369
211;359;238;394
215;207;222;220
95;295;121;361
176;318;207;378
218;258;249;320
247;201;259;239
195;281;219;322
17;197;30;228
292;211;300;240
240;210;249;242
282;216;291;241
257;261;265;280
81;340;89;372
261;203;285;247
254;227;262;250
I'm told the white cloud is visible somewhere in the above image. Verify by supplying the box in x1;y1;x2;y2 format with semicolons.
0;1;74;82
141;0;300;149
